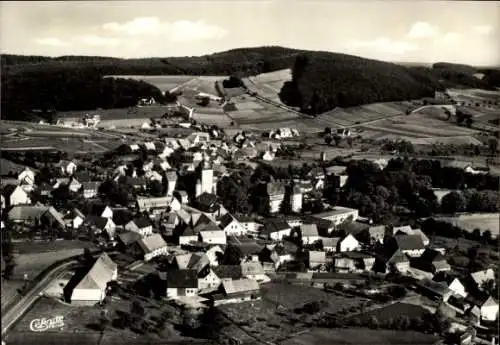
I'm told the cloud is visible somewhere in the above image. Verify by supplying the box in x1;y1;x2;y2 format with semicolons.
438;32;460;44
76;35;121;47
472;25;492;35
350;37;418;55
102;17;227;41
34;37;70;47
407;21;439;39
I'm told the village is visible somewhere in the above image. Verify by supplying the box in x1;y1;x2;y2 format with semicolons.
1;96;499;345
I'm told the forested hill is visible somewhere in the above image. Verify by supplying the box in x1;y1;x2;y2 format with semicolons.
2;46;499;121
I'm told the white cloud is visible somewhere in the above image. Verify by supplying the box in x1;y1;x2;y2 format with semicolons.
407;21;439;39
350;37;418;55
102;17;227;41
472;25;493;35
438;32;460;44
34;37;70;47
77;35;121;47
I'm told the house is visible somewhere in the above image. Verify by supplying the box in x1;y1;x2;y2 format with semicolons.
368;225;386;244
205;245;224;266
138;233;168;261
117;231;142;252
66;253;117;305
342;251;376;271
291;186;302;213
178;226;199;245
86;216;116;240
415;279;453;301
308;251;327;271
213;279;261;306
321;237;340;252
7;205;64;228
393;226;430;246
469;269;496;292
434;275;468;298
2;185;30;208
338;234;360;252
198;268;221;292
333;257;356;273
125;218;153;237
479;296;499;321
324;165;348;190
262;219;291;241
262;151;275;161
166;270;199;299
213;265;244;281
413;248;451;274
64;208;85;229
136;197;170;215
234;215;261;234
199;230;227;245
300;223;320;245
375;249;410;274
312;207;359;227
241;261;270;283
68;178;82;193
218;213;246;236
386;234;425;257
194;192;220;215
267;182;285;213
81;181;100;199
90;205;113;219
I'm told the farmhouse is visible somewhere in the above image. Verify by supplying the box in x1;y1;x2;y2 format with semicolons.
213;279;261;306
2;185;30;208
66;253;118;305
338;234;360;252
218;213;246;236
262;219;291;241
386;234;425;257
125;217;153;237
166;270;199;299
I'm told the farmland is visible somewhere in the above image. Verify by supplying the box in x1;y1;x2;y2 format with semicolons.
281;328;438;345
435;213;500;236
352;302;431;324
218;282;369;343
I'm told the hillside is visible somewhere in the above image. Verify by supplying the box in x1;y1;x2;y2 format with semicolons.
1;46;498;121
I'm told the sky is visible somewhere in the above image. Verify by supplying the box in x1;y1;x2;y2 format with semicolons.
1;1;499;66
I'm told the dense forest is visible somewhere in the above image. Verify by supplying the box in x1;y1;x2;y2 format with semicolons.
2;46;499;121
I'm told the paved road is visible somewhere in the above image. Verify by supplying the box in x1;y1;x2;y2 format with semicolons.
1;260;78;335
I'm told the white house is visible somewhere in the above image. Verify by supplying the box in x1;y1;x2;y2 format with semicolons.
86;216;116;240
64;209;85;229
68;253;117;305
138;234;168;261
234;216;261;234
262;151;275;161
199;230;227;245
219;214;246;236
166;270;199;299
125;218;153;237
198;268;221;292
480;297;499;321
448;278;468;298
312;206;359;228
263;220;291;241
92;205;113;219
68;178;82;193
301;224;320;245
339;234;360;252
470;269;496;291
1;185;30;207
321;237;340;252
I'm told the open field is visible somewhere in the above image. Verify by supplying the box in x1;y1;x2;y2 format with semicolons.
281;327;438;345
244;69;293;105
352;302;431;324
435;213;500;236
105;75;196;92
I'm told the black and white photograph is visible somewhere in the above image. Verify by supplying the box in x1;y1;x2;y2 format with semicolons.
0;1;499;344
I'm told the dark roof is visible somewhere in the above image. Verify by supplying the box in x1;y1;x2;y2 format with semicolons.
132;217;152;229
213;265;243;279
419;248;447;263
85;215;109;229
1;184;18;197
180;225;198;237
263;218;290;233
394;234;425;251
237;242;264;256
218;213;235;229
166;269;198;288
195;192;219;212
118;231;141;245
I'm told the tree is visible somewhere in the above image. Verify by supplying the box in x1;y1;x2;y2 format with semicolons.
333;135;341;146
488;138;498;156
441;191;466;214
222;244;243;265
148;180;164;197
324;135;333;145
324;127;332;135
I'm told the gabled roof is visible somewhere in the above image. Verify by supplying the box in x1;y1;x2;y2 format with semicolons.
180;225;198;237
470;269;495;286
213;265;243;279
241;261;265;276
65;208;85;220
300;223;319;237
166;269;198;288
386;249;409;264
86;215;111;230
264;218;291;233
369;225;386;237
222;278;259;295
195;193;219;211
130;217;152;229
308;251;326;264
74;253;117;290
393;234;425;251
136;197;170;211
118;231;142;246
200;230;226;240
219;213;237;229
321;237;340;248
138;233;167;253
175;252;210;273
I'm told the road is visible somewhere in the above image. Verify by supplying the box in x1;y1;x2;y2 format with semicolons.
1;260;78;335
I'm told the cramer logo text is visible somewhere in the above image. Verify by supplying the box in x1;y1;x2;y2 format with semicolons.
29;316;64;332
